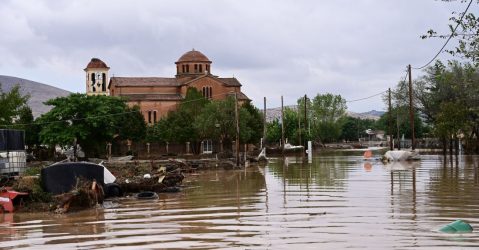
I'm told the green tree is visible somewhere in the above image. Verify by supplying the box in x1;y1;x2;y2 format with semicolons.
376;107;426;140
422;1;479;65
413;61;479;153
117;105;146;141
146;88;209;149
14;106;40;150
194;97;262;151
38;94;145;157
0;84;29;125
310;93;347;143
282;107;300;144
340;116;377;142
242;101;264;144
266;119;281;145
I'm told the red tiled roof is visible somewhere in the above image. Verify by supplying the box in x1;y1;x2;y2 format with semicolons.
176;50;211;63
110;77;180;87
218;77;242;87
85;58;109;70
119;93;183;101
226;91;250;101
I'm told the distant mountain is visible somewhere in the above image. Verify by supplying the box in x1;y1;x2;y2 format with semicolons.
347;110;385;121
0;75;70;118
263;106;384;122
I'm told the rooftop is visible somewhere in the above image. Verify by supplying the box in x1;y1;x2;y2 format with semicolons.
176;49;211;63
85;58;109;70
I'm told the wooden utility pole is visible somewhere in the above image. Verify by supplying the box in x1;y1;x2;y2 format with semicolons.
304;94;307;146
263;97;267;147
235;93;240;166
396;112;401;150
408;64;416;150
298;109;302;149
281;95;285;154
388;88;393;150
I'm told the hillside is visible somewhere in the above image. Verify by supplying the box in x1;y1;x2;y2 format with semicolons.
0;75;71;118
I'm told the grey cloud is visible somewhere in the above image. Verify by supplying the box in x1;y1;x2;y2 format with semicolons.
0;0;469;112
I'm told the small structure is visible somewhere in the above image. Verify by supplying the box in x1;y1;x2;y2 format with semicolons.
383;150;420;162
0;129;26;175
41;162;115;195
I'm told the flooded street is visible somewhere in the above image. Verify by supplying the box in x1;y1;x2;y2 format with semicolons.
1;152;479;249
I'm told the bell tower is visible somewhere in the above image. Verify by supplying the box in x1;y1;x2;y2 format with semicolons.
84;58;110;96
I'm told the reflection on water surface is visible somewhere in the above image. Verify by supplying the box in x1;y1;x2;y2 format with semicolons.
1;152;479;249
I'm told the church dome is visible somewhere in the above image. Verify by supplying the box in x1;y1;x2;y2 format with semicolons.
85;58;110;70
176;49;211;63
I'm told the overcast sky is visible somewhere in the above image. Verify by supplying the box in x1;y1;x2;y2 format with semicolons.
0;0;473;112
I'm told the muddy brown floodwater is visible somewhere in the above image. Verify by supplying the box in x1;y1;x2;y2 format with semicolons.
1;152;479;249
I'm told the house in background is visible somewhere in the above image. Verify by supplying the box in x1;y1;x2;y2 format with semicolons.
84;49;250;124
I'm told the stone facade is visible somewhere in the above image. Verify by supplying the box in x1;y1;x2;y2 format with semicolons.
85;50;249;124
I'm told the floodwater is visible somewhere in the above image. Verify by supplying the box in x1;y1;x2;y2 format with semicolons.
1;151;479;249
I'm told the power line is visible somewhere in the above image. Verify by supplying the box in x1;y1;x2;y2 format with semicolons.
345;90;388;103
0;110;138;128
412;0;473;70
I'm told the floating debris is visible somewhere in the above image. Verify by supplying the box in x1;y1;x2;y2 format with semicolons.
439;220;473;233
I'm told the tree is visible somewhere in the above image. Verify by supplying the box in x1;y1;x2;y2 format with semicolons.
310;93;347;143
117;105;146;141
0;84;29;125
38;94;145;158
146;88;209;152
376;107;426;140
422;1;479;65
413;61;479;153
266;119;281;145
340;116;377;142
194;97;262;151
14;106;40;150
242;101;264;144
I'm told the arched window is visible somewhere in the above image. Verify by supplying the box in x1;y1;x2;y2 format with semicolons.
153;110;157;123
199;64;203;73
194;64;198;73
186;64;190;73
182;65;185;73
102;73;106;91
202;86;212;99
206;64;210;73
148;111;152;124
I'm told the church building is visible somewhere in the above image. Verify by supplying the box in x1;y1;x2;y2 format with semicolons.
84;50;250;124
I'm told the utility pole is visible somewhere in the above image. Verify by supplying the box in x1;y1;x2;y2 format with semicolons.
298;109;302;149
408;64;416;150
263;97;267;148
281;95;285;155
388;88;393;151
396;112;401;150
235;93;240;166
304;94;307;147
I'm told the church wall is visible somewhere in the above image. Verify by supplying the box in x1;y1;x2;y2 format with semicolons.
114;86;179;95
126;100;180;124
188;77;237;100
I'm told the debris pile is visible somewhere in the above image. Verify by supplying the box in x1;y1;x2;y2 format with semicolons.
54;178;104;213
114;164;184;193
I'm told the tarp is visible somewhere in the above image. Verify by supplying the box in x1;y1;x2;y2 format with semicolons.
383;150;420;161
0;130;25;151
41;162;105;195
